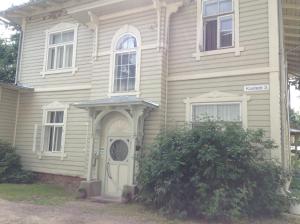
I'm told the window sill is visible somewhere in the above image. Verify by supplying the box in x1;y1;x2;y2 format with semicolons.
41;67;78;77
38;152;67;160
193;47;245;61
108;91;140;97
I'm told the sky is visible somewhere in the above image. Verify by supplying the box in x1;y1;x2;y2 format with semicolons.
0;0;29;38
0;0;300;112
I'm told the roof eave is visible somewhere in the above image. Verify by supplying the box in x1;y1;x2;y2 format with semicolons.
0;83;34;92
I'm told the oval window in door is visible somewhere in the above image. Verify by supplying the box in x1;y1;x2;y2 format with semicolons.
110;140;129;161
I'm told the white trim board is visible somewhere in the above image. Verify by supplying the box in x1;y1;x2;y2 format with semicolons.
167;67;275;82
35;85;91;92
268;0;282;163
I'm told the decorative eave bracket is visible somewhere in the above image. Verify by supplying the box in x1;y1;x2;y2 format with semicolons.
88;11;100;62
152;0;184;51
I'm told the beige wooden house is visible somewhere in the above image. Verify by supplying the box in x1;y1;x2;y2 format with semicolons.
0;0;298;199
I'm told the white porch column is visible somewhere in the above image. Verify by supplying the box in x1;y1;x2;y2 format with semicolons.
87;109;96;182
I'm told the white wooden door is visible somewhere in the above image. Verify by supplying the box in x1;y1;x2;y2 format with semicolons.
104;137;131;197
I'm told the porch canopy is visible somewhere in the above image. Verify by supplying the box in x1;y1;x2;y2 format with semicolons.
283;0;300;78
73;96;158;110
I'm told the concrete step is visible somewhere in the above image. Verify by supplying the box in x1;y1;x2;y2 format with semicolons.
89;196;123;204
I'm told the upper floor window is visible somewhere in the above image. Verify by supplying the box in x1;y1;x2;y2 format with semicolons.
113;34;138;93
203;0;234;51
47;30;75;70
42;23;78;76
109;25;141;97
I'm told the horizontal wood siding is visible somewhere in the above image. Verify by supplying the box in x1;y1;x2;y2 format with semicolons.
15;90;90;177
0;87;18;144
167;74;271;137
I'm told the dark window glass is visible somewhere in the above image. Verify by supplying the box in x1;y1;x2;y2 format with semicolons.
205;20;218;51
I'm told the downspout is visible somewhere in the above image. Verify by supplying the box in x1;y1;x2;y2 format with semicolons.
15;28;23;85
15;18;25;85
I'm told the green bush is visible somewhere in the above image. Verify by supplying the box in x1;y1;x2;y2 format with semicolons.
137;121;290;220
0;141;35;184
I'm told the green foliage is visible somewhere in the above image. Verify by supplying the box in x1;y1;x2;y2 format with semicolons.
290;109;300;130
0;32;19;83
137;121;290;220
0;141;35;184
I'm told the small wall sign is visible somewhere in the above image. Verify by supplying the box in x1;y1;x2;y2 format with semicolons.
244;84;269;92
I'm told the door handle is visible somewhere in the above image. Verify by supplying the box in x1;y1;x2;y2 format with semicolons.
106;162;112;179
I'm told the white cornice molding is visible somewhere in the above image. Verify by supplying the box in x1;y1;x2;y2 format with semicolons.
42;101;69;110
35;84;91;93
67;0;126;14
184;91;251;104
168;67;275;82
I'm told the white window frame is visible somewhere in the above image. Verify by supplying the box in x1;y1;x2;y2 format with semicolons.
41;23;79;77
191;102;242;124
109;25;141;97
40;101;69;160
184;91;251;129
193;0;244;60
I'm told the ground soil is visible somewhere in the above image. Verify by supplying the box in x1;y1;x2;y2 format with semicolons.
0;199;298;224
0;199;158;224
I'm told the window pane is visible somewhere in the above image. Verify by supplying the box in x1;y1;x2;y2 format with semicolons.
203;0;218;17
54;127;63;152
65;45;73;68
48;126;54;151
122;54;129;64
204;20;217;51
110;140;129;161
192;104;240;122
220;17;233;47
220;0;233;13
115;66;122;78
129;53;136;64
120;78;127;92
217;104;240;121
116;34;137;50
129;65;136;78
62;31;74;42
193;104;216;121
47;112;56;123
56;46;64;69
55;111;64;123
49;33;61;45
121;66;129;78
48;48;55;70
128;78;135;91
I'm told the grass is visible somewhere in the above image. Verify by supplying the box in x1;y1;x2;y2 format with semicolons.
0;183;74;205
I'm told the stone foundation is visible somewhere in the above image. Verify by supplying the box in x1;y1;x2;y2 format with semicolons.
78;181;102;198
35;172;84;192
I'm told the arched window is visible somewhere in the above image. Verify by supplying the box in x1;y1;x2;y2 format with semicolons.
113;34;138;93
